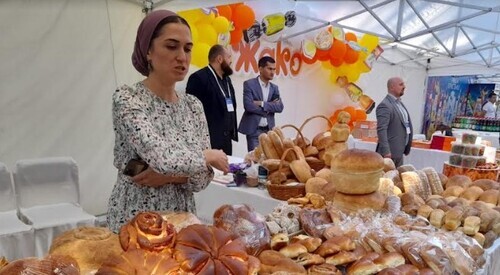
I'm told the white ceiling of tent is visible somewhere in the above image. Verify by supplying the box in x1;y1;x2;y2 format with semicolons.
132;0;500;76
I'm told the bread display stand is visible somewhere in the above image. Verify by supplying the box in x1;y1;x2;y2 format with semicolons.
443;162;499;181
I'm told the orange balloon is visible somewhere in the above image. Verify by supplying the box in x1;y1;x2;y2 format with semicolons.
217;5;232;21
345;32;357;42
302;53;318;65
316;48;330;61
355;109;367;121
344;47;359;64
330;57;343;67
329;39;347;60
230;28;243;45
233;4;255;30
343;106;356;119
329;109;342;124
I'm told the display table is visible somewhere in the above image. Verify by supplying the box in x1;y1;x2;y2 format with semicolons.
194;181;280;224
452;128;499;148
353;139;450;171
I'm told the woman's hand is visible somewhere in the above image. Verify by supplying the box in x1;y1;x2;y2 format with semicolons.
132;167;188;187
204;149;229;173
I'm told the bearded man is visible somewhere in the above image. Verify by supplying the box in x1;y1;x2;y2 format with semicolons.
186;44;238;155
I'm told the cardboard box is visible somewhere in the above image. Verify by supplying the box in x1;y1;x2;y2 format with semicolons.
430;135;456;151
412;140;431;149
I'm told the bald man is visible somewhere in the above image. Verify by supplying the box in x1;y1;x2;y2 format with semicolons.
376;77;413;167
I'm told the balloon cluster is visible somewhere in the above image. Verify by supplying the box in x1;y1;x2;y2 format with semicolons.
178;3;256;67
302;27;380;83
329;106;367;131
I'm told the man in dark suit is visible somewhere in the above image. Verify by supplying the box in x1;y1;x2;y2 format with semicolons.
186;45;237;155
376;77;413;167
238;56;284;152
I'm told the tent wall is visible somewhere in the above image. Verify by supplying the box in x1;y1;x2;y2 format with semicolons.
0;0;426;215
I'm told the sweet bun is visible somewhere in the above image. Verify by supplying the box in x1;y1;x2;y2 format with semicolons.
49;227;122;274
271;233;289;251
96;249;180;275
258;250;306;274
119;211;176;253
442;185;465;198
279;243;308;258
0;255;79;275
295;252;325;266
325;251;359;265
333;191;386;213
373;252;405;269
307;263;341;275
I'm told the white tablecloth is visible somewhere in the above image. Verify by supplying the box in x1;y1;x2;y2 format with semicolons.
194;182;281;224
353;139;450;172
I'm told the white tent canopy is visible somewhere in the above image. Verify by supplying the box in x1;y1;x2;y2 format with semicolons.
0;0;495;216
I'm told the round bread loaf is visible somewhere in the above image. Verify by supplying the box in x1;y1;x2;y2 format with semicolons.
331;149;384;173
332;191;387;213
330;149;384;195
49;227;122;274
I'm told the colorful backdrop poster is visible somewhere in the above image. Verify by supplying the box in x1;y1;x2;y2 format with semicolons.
466;84;495;116
422;76;473;139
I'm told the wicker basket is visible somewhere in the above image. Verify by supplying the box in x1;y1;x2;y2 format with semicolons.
267;182;306;201
266;147;306;201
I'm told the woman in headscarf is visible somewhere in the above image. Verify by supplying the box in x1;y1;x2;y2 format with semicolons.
107;10;228;232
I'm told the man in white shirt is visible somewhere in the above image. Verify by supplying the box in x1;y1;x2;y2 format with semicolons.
239;56;284;151
482;92;498;118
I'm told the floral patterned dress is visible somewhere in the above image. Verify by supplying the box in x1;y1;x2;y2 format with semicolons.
107;82;214;233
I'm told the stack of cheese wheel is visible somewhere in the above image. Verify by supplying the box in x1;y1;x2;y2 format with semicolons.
331;149;387;212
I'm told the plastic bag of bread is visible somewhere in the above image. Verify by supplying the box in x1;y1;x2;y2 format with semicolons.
419;244;455;275
441;237;477;275
213;204;271;256
160;211;201;232
299;208;332;238
383;170;403;190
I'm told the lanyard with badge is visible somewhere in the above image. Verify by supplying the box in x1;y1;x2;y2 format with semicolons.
208;66;234;112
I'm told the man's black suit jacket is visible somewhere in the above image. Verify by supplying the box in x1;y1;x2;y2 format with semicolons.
186;66;238;155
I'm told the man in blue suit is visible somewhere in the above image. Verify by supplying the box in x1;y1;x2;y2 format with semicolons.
186;45;237;155
239;56;284;152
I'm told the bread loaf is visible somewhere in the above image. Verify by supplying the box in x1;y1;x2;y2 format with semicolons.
463;216;481;236
379;178;396;196
373;252;405;270
397;164;416;173
420;245;454;275
422;167;444;195
383;170;403;190
460;186;484;201
470;179;500;191
312;131;333;151
259;133;280;159
401;171;424;196
0;255;79;275
444;206;464;231
417;204;433;219
442;185;465;198
279;243;308;258
478;189;499;205
429;209;445;228
446;175;472;189
325;251;359;266
414;171;431;200
268;130;285;157
383;158;396;172
333;191;387;213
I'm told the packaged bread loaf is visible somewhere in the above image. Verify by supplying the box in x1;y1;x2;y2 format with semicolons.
460;186;484;201
446;175;472;189
213;204;270;256
470;179;500;191
422;167;444;195
478;189;499;205
401;171;424;197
